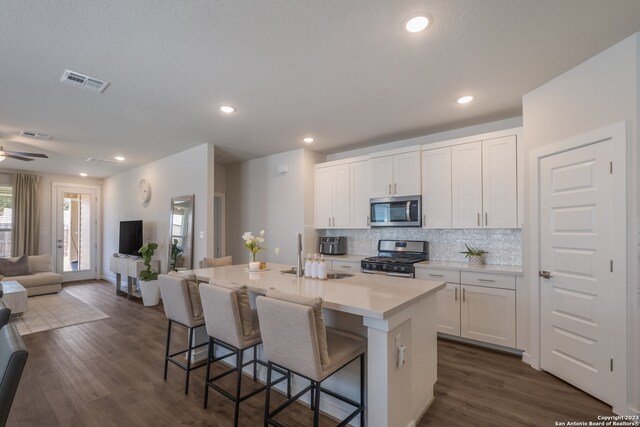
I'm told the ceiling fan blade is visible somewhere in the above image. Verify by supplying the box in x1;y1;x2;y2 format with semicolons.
6;151;48;158
5;154;34;161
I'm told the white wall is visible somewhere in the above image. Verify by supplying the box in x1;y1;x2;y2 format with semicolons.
226;148;324;265
327;117;522;161
0;169;102;256
522;32;639;412
102;144;215;279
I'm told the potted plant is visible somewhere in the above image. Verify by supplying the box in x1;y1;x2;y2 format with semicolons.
138;241;160;306
169;239;184;272
242;230;265;270
460;244;488;266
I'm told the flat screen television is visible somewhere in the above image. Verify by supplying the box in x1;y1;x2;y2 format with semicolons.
119;220;143;256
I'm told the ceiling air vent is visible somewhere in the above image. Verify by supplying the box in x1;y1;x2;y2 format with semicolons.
20;130;52;140
61;69;109;93
86;157;128;166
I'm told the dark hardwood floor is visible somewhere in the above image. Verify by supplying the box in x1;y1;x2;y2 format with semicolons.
7;281;611;427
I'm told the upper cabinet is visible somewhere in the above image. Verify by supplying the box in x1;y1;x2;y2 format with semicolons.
422;147;452;228
315;163;350;229
423;131;520;229
482;136;518;228
350;160;371;229
370;150;421;197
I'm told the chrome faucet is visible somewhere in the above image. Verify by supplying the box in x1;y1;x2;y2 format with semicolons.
296;233;304;277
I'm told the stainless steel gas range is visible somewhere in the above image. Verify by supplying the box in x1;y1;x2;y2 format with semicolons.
361;240;428;278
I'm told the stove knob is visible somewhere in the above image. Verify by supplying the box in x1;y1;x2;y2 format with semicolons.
393;266;399;271
382;265;388;271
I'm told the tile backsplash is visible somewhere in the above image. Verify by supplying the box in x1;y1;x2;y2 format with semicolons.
322;228;522;266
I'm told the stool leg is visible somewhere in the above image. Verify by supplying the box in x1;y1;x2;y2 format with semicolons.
310;380;315;411
234;349;244;427
204;337;213;409
253;345;258;382
360;353;365;427
185;326;193;394
163;320;172;380
264;362;273;427
313;380;321;427
287;370;291;399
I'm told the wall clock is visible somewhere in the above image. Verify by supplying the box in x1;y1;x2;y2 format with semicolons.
138;179;151;203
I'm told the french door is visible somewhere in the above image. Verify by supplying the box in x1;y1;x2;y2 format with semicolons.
52;184;99;281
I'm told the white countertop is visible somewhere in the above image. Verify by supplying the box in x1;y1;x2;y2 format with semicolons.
324;254;523;275
188;263;445;320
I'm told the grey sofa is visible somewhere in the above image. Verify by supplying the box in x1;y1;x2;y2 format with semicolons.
1;255;62;296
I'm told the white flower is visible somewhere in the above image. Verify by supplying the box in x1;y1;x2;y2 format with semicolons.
260;230;265;236
255;237;264;244
274;248;280;255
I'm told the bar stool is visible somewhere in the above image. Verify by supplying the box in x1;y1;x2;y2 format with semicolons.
256;289;366;427
200;280;289;427
158;273;208;394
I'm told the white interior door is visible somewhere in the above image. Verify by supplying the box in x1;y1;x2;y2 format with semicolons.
539;139;615;405
54;185;98;281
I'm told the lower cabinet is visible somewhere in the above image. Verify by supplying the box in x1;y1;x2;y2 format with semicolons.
328;260;361;273
417;268;517;348
460;284;516;348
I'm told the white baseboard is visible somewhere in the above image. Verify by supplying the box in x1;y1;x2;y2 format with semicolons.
522;352;532;366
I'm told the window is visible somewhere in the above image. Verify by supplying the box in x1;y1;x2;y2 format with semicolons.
0;186;12;257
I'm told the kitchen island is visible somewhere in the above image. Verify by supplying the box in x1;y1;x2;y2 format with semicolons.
189;263;445;427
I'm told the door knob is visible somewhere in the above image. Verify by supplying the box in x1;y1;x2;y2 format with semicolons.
539;271;553;279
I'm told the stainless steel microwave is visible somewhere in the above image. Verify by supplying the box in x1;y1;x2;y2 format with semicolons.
370;195;422;227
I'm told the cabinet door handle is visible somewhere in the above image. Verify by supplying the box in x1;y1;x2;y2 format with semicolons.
462;288;466;302
394;183;397;194
428;274;444;277
332;217;335;227
478;279;495;283
388;184;392;195
423;214;426;225
328;217;331;227
340;265;352;269
367;216;370;226
485;212;488;226
477;213;480;226
455;287;458;301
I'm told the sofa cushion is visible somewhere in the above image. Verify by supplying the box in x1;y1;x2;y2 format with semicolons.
28;255;53;273
0;255;33;277
3;272;63;288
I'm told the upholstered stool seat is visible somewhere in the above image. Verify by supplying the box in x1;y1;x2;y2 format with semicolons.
158;273;208;395
257;289;366;427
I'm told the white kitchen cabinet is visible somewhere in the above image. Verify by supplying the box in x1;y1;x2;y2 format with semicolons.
329;260;361;273
370;151;421;197
450;136;518;229
421;147;452;228
314;164;350;229
482;135;518;228
418;266;517;348
460;284;516;348
350;160;371;228
451;142;483;228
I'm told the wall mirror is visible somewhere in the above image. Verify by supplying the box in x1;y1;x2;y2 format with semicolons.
168;195;194;271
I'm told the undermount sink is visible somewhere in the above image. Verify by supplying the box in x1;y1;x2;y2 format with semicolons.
280;268;354;280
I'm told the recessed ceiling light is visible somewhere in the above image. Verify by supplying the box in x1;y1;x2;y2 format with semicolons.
405;16;430;33
303;137;315;144
79;172;88;177
220;106;235;113
114;156;125;161
457;95;475;104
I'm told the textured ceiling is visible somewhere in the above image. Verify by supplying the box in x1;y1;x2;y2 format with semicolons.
0;0;639;177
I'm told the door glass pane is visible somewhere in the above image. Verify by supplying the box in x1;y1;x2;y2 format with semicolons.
63;192;92;272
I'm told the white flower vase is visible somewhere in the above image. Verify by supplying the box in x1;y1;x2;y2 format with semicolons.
139;279;161;306
468;255;485;266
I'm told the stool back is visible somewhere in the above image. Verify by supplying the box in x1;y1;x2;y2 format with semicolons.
158;274;202;327
0;324;28;427
201;256;232;268
0;300;10;329
199;281;246;348
256;296;323;380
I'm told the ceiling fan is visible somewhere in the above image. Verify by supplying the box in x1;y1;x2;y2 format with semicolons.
0;146;49;162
